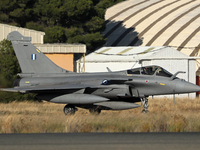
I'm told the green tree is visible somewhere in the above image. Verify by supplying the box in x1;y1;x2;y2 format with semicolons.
44;26;66;43
0;39;20;82
0;39;38;103
0;0;35;26
0;0;124;51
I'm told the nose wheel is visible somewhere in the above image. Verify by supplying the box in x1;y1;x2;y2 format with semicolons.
63;105;77;115
141;97;149;113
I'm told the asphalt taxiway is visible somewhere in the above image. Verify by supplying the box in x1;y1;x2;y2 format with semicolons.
0;133;199;150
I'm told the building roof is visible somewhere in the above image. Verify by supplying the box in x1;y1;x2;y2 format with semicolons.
0;23;45;44
0;23;86;54
83;46;190;63
34;44;86;54
104;0;200;57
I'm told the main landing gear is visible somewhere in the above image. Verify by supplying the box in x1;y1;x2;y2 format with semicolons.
141;97;149;113
63;104;78;115
63;105;101;115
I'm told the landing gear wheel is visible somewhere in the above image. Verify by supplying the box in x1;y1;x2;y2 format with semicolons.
89;108;101;115
142;109;149;113
63;105;77;115
141;97;149;113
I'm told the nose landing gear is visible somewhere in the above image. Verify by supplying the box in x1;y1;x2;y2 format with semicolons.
141;97;149;113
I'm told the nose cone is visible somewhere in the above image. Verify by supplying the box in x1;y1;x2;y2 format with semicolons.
175;80;200;94
184;82;200;93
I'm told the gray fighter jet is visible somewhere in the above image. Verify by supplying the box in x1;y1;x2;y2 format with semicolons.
1;31;200;115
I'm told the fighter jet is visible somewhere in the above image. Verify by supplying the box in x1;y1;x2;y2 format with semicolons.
1;31;200;115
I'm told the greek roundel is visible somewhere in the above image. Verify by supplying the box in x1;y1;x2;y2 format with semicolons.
102;79;109;85
31;54;37;60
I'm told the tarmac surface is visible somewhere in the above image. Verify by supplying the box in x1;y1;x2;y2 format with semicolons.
0;132;200;150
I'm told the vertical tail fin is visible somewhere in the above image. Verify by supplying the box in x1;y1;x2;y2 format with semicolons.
7;31;71;74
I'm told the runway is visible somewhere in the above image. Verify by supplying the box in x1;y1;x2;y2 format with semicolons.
0;132;199;150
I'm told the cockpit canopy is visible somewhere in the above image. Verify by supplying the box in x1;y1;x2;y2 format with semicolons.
127;66;173;77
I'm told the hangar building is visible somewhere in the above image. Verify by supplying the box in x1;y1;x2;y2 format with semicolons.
104;0;200;72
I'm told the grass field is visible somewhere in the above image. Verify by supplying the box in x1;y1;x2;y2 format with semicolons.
0;98;200;133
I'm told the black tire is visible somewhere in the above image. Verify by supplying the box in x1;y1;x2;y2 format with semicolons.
63;105;76;115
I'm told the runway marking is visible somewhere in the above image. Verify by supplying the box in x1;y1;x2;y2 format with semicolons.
128;0;195;46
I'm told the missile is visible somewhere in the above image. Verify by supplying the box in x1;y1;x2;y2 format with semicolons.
37;94;109;104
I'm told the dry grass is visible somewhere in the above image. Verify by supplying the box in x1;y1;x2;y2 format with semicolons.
0;98;200;133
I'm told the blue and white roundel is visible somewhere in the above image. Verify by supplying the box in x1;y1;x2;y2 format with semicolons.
102;79;109;85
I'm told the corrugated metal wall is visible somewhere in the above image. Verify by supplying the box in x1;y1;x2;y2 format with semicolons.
81;62;141;73
0;23;45;44
151;60;188;79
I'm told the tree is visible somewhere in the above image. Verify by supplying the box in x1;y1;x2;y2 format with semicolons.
0;39;20;82
0;0;35;26
0;39;39;102
0;0;124;51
